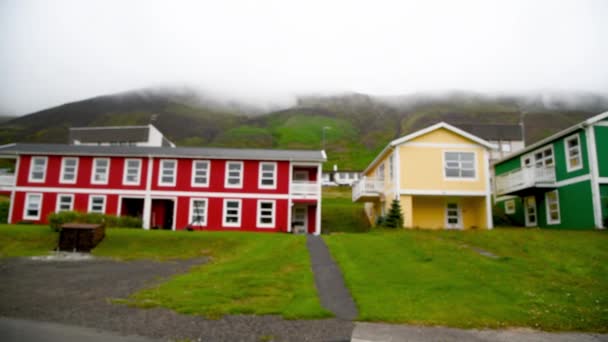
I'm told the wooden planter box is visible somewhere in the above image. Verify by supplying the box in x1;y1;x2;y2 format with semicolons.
58;223;106;252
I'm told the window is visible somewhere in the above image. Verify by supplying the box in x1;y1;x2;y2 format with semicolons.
29;157;47;182
189;198;208;226
225;161;243;188
389;155;394;181
222;199;241;227
533;146;553;168
376;163;385;181
24;193;42;220
91;158;110;184
123;159;141;185
257;200;275;228
60;157;78;184
191;160;210;187
444;152;476;179
565;134;582;172
501;142;512;153
545;190;560;225
56;194;74;212
88;195;106;214
159;159;177;186
505;199;516;214
259;162;276;189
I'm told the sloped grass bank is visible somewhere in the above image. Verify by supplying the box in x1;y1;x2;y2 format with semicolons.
324;229;608;331
0;224;57;257
94;229;330;319
322;187;370;233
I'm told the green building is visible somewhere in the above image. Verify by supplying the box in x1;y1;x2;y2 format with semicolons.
493;111;608;229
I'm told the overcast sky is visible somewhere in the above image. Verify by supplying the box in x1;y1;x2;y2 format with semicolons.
1;0;607;115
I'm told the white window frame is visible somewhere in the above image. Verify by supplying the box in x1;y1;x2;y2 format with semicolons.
158;159;177;186
258;162;277;189
225;161;243;188
28;156;48;183
91;158;110;185
376;163;385;181
257;200;276;228
545;190;561;225
524;145;554;169
222;199;242;227
443;151;477;180
56;194;74;212
23;193;43;220
564;134;583;172
123;158;142;185
504;199;516;214
88;195;106;214
59;157;78;184
191;160;210;187
189;198;208;226
389;155;394;181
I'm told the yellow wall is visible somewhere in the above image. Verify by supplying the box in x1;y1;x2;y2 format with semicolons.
399;128;488;192
410;195;488;229
364;150;395;193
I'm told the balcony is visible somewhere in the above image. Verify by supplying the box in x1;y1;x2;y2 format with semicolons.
352;178;384;202
495;166;556;196
290;181;320;197
0;174;15;189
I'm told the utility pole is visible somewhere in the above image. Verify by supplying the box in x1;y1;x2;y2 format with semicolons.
321;126;331;150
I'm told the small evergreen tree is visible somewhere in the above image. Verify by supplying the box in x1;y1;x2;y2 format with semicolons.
384;199;404;228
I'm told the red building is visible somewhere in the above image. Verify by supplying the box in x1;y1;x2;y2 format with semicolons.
0;144;325;234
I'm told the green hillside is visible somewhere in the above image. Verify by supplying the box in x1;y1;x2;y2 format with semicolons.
0;89;604;171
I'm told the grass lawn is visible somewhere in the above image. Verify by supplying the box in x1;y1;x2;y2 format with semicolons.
321;187;369;233
0;224;57;257
0;225;329;319
324;228;608;332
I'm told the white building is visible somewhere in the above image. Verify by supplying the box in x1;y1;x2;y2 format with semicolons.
69;124;175;147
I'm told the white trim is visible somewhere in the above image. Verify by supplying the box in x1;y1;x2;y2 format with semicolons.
545;190;561;225
122;158;142;185
291;204;309;234
442;150;478;181
444;201;463;229
158;159;177;186
554;174;591;188
189;197;208;226
150;196;177;231
23;192;42;220
400;189;486;196
59;157;79;184
316;163;322;235
9;186;296;199
403;142;482;149
483;149;493;229
258;162;277;189
222;198;242;227
564;133;583;173
504;199;516;214
495;195;518;202
287;162;293;233
524;196;538;227
28;156;47;183
598;177;608;184
55;193;74;212
88;195;107;214
191;160;210;187
393;147;400;200
91;158;110;185
117;194;145;218
522;144;555;170
225;161;244;189
142;157;153;229
8;157;20;223
595;121;608;127
586;125;603;228
257;199;276;228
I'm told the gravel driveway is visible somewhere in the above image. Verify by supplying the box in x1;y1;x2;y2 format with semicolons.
0;257;353;342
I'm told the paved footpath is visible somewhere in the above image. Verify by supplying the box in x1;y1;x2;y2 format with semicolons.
306;235;359;321
351;322;608;342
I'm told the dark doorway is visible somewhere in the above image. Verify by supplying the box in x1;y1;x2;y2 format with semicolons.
151;199;174;230
120;198;144;219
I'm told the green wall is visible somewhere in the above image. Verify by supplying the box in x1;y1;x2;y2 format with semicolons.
495;158;521;176
594;126;608;177
553;130;589;182
536;180;595;229
495;197;525;226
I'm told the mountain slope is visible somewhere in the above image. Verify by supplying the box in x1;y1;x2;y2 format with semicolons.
0;88;605;170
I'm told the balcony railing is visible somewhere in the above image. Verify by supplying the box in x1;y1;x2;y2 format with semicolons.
352;177;384;202
0;174;15;187
495;166;556;196
290;181;320;197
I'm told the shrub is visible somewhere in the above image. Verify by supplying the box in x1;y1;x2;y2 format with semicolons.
48;211;142;231
0;201;9;223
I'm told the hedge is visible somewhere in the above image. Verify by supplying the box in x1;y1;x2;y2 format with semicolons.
48;211;142;231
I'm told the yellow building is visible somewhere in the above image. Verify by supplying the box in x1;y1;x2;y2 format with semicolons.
352;122;496;229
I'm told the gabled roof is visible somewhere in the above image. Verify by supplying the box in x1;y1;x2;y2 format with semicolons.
69;125;150;144
493;110;608;165
0;143;326;162
363;122;496;174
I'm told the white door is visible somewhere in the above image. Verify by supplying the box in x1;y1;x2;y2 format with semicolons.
524;196;537;227
445;202;462;229
292;206;308;234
